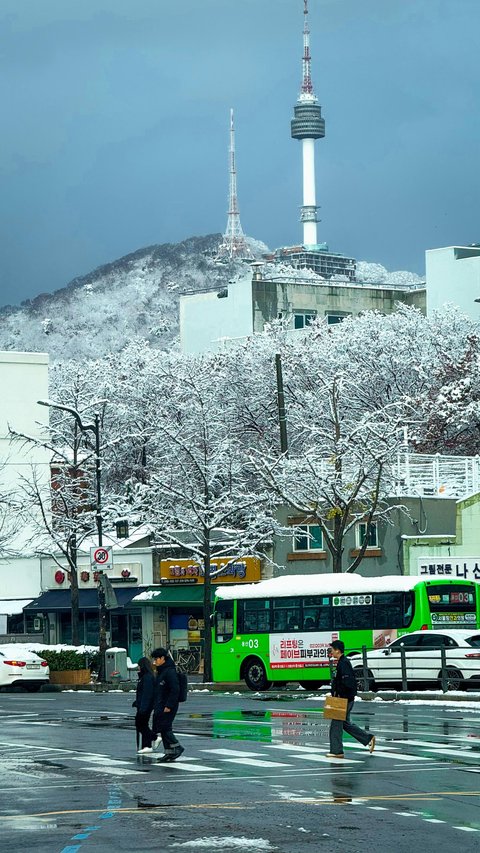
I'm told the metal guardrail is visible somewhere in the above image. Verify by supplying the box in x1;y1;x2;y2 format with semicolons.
355;644;480;693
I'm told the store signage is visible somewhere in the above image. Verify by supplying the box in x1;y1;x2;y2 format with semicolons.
417;557;480;581
159;556;261;584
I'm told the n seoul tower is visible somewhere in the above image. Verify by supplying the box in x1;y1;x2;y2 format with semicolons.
291;0;325;247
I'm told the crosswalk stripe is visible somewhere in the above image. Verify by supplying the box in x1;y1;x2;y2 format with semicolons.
201;749;267;757
219;758;291;768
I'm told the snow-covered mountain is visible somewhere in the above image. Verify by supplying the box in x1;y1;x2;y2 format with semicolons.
0;234;258;360
0;234;422;361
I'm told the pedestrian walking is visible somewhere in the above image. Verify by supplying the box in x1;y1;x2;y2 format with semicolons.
133;657;156;754
326;639;375;758
150;648;184;762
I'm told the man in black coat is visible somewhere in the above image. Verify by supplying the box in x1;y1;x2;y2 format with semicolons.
327;639;375;758
151;648;184;762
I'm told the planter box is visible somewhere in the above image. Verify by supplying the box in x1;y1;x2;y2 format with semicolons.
49;669;91;686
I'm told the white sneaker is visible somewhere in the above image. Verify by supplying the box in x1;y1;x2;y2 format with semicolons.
151;737;162;750
137;747;153;754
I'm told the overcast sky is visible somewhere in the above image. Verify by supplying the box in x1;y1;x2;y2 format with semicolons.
1;0;479;307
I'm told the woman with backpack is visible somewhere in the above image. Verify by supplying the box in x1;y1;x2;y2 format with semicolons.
133;657;156;754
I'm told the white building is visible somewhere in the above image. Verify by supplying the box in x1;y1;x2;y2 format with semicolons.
426;245;480;319
0;351;50;634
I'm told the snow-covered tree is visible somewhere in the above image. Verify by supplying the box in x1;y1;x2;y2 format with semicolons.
121;352;274;681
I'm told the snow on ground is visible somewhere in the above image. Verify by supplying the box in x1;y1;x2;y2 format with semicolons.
170;839;276;851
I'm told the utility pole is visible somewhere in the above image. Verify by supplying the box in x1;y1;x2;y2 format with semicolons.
275;354;289;455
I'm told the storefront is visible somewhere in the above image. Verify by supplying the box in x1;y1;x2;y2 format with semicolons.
24;587;147;662
133;556;262;668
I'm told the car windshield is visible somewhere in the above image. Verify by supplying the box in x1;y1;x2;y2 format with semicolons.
466;635;480;648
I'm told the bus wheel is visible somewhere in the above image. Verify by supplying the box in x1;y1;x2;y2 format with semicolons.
299;681;322;691
244;658;272;691
353;667;376;692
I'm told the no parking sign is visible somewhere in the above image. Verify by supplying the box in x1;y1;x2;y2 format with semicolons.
90;545;113;573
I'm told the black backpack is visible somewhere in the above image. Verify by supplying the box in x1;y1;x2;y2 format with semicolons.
177;668;188;702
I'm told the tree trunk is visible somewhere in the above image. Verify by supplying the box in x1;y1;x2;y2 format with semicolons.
332;513;343;573
69;534;81;645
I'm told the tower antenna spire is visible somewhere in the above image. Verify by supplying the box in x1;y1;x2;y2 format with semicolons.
217;109;253;260
301;0;313;96
291;0;325;246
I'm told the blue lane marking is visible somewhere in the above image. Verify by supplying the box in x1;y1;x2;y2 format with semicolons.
59;785;122;853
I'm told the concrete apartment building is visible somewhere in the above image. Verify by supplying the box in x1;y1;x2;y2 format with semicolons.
180;265;426;355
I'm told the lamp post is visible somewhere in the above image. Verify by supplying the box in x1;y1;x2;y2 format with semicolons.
38;400;107;681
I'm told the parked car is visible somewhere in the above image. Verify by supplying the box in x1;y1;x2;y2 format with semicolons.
350;629;480;691
0;645;50;691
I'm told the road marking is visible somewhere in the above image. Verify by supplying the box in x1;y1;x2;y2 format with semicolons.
202;749;267;757
151;762;218;772
295;755;361;764
369;751;434;762
453;826;479;832
71;757;132;766
219;758;291;768
82;767;146;777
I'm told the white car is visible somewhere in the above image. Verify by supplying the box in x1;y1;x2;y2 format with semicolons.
350;629;480;691
0;645;50;691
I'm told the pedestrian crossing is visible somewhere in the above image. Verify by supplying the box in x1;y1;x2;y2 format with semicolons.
0;732;478;783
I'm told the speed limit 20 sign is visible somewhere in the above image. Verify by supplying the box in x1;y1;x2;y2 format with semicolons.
90;546;113;572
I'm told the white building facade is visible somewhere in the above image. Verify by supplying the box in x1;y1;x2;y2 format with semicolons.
0;351;50;634
426;245;480;319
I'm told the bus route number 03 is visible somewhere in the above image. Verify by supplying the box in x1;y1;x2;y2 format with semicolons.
241;639;259;649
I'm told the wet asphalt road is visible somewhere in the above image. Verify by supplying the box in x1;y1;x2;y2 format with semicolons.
0;688;479;853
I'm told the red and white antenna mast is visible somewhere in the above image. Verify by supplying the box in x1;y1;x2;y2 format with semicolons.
218;109;253;260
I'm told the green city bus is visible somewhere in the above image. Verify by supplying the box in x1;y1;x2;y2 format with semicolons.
212;575;480;690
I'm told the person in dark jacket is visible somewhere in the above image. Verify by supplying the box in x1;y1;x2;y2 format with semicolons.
150;648;184;762
133;657;156;754
327;639;375;758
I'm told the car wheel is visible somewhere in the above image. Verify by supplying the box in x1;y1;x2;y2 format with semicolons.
442;667;464;691
353;667;376;692
299;681;322;691
244;658;272;691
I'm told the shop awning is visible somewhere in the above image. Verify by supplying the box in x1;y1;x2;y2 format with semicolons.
131;585;209;607
23;587;149;613
0;599;33;615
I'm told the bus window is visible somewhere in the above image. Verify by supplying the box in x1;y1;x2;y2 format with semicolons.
272;598;301;632
303;595;332;630
333;603;372;630
373;593;403;628
238;599;271;634
214;600;234;643
403;591;414;626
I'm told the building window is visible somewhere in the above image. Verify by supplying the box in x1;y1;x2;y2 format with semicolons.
293;524;323;552
325;311;350;325
293;312;316;329
357;521;378;549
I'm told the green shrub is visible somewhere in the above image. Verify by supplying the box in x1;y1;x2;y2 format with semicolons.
36;650;101;672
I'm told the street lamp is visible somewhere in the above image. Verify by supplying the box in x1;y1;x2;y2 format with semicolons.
38;400;107;680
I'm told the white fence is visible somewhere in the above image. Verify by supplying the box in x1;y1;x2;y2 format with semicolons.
390;452;480;498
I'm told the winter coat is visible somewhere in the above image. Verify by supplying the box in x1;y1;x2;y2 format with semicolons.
332;654;357;701
134;671;155;716
153;656;180;711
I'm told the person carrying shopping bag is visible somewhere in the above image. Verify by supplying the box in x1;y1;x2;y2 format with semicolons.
326;640;375;758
